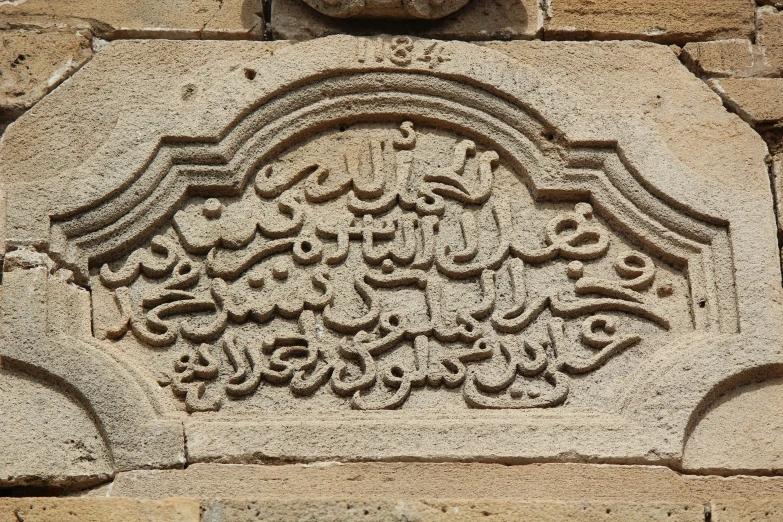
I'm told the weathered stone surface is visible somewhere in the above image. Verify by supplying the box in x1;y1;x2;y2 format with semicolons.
712;501;783;521
0;498;199;522
1;264;186;477
0;365;112;488
709;78;783;126
682;376;783;474
544;0;755;44
680;39;755;77
758;0;783;8
0;36;779;476
0;0;264;40
202;499;705;521
773;154;783;234
0;29;92;123
757;6;783;74
269;0;542;41
96;463;783;501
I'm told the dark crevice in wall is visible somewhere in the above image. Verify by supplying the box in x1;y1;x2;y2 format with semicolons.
0;486;65;498
263;0;273;40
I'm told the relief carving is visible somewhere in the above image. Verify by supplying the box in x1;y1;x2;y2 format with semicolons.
300;0;470;20
92;121;688;412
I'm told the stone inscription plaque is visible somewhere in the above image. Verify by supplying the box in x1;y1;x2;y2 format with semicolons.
92;121;690;414
3;36;780;472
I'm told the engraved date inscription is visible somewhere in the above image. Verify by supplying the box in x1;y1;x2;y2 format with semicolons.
356;38;451;69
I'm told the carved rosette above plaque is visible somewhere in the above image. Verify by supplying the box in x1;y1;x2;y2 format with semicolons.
91;120;691;413
299;0;470;20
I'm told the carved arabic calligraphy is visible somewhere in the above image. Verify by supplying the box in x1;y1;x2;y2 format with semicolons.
94;122;682;412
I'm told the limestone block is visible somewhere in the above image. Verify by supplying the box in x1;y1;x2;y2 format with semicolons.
0;0;264;40
680;40;755;77
100;463;783;501
0;365;112;488
269;0;542;41
709;78;783;127
759;0;783;8
0;498;200;522
0;36;779;477
682;376;783;474
1;265;186;479
757;6;783;74
0;29;92;122
711;501;783;521
202;499;705;521
544;0;755;44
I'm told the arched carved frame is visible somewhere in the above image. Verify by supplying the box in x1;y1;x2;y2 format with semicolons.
4;37;778;467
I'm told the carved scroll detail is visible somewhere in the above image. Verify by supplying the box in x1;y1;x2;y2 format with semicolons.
94;122;684;411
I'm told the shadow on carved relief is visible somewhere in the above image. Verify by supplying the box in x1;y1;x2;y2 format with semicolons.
269;0;538;41
89;120;692;414
24;40;750;465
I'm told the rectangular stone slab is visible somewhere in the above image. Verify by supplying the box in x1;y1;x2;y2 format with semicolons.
0;36;780;481
100;463;783;501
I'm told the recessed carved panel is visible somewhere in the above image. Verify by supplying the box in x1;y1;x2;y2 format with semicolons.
91;121;691;413
4;36;779;471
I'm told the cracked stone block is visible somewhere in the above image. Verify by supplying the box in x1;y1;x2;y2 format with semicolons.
680;39;755;77
0;36;780;479
269;0;542;41
757;5;783;74
709;77;783;127
0;498;200;522
544;0;755;44
0;29;92;124
0;0;264;40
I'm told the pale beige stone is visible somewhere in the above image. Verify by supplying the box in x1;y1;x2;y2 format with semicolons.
759;0;783;8
0;365;112;488
711;501;783;521
0;37;779;476
773;154;783;233
680;40;754;77
203;499;705;521
0;265;186;475
101;463;783;501
482;41;770;198
0;0;263;40
0;498;199;522
682;376;783;474
757;6;783;74
0;29;92;122
709;78;783;126
269;0;542;41
544;0;755;44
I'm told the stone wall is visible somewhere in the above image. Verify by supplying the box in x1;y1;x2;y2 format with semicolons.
2;1;783;520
